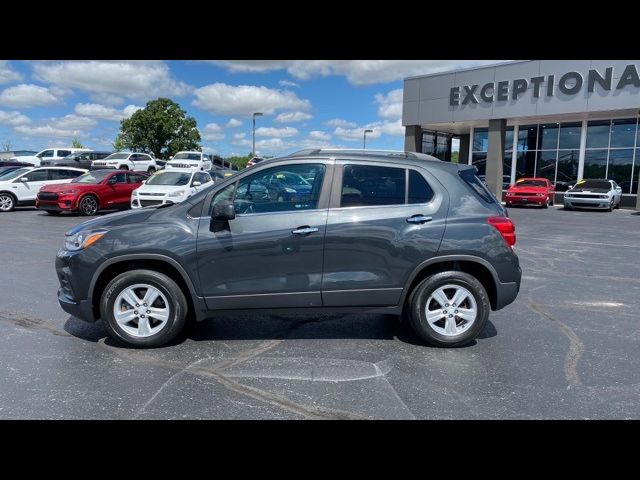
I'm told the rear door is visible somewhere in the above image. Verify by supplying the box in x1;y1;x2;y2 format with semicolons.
321;161;449;307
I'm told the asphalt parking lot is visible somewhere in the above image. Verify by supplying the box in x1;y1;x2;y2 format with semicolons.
1;204;639;419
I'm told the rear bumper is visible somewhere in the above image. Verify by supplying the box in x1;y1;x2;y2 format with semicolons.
494;265;521;310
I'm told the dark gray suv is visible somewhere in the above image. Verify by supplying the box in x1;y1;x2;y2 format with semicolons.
55;149;521;348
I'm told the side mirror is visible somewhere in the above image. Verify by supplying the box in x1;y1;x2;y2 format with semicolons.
20;177;28;182
192;181;202;187
108;177;118;185
211;200;235;221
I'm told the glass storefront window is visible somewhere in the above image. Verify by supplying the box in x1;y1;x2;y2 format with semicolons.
583;149;608;179
505;127;514;151
517;125;537;151
556;150;579;191
536;150;557;182
609;119;637;148
586;120;611;149
538;123;560;150
515;151;536;179
558;122;582;150
607;149;634;188
472;152;486;176
473;128;488;152
421;132;435;155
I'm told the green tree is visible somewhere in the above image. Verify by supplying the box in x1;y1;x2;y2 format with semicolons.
71;138;84;148
112;133;126;152
225;152;253;169
118;98;201;158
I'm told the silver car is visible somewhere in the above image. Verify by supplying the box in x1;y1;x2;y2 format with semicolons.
564;179;622;211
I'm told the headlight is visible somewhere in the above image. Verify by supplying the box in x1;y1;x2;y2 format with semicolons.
64;229;107;252
61;189;78;195
132;189;139;196
168;190;186;197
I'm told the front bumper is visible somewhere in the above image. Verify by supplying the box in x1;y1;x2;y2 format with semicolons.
55;249;100;323
564;196;611;209
505;194;547;205
36;199;76;212
131;196;177;208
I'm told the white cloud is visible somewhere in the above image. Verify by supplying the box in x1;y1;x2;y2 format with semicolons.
325;118;356;128
32;60;192;101
14;114;96;139
74;102;141;121
226;118;243;128
375;89;403;120
279;79;300;88
333;120;403;141
0;110;31;126
192;83;311;116
255;126;298;138
309;130;331;141
0;84;60;108
202;123;224;141
210;60;507;85
233;132;246;140
274;111;312;123
0;61;22;84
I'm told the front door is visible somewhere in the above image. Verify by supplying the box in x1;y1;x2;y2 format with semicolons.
321;162;449;307
12;169;51;202
196;162;332;310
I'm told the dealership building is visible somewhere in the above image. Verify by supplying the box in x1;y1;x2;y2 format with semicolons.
402;60;640;207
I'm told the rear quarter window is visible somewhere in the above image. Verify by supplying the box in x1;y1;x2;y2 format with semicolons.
459;169;496;203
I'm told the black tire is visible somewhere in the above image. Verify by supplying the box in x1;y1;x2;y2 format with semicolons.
542;198;549;208
408;271;490;347
78;194;99;216
0;192;16;212
549;195;554;206
100;269;188;348
564;204;572;210
119;165;129;170
607;199;614;212
148;167;156;174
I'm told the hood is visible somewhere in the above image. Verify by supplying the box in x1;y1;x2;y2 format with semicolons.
570;187;610;194
137;184;188;194
66;207;158;235
508;184;547;192
40;182;93;192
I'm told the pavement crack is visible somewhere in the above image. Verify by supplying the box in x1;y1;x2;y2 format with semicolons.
528;304;584;387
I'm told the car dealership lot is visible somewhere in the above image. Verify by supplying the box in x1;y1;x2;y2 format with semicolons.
0;205;639;419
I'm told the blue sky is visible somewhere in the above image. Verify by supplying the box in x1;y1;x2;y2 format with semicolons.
0;60;500;157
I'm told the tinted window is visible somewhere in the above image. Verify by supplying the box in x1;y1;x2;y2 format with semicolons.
459;169;495;203
22;170;49;182
234;164;325;214
408;170;434;204
57;150;72;157
50;169;82;180
131;173;147;183
111;172;128;184
92;152;110;160
341;165;405;207
39;150;54;158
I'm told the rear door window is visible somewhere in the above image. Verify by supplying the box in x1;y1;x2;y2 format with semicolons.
408;170;434;204
341;165;406;207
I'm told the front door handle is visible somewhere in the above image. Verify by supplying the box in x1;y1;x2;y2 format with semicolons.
292;226;319;235
406;215;432;224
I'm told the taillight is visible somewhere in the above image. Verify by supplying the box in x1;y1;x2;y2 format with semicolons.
487;216;516;248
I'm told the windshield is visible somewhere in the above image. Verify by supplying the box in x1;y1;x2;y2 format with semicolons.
146;171;191;186
515;179;546;187
573;180;611;190
72;170;112;184
0;168;31;180
104;153;130;160
173;153;201;161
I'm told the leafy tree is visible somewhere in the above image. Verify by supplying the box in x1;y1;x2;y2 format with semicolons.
112;133;126;152
225;152;253;169
118;97;201;158
71;138;84;149
451;151;459;164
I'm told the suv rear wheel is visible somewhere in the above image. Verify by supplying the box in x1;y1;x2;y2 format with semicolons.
100;269;188;348
0;193;16;212
408;271;490;347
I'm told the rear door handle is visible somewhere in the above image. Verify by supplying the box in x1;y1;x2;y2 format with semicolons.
292;226;319;235
406;215;433;224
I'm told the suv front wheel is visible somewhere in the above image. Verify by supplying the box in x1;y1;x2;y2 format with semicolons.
408;271;490;347
100;269;188;348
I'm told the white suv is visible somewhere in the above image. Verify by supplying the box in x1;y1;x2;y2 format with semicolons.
0;166;87;212
91;152;158;173
165;151;212;171
13;148;92;167
131;169;213;209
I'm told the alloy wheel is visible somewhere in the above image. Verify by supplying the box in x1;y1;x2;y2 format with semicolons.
80;196;98;215
113;284;170;338
425;284;478;336
0;194;14;212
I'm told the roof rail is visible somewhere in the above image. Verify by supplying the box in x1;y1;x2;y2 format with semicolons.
285;148;437;160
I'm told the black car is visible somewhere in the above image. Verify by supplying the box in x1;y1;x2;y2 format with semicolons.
41;151;111;169
0;159;36;167
55;149;521;348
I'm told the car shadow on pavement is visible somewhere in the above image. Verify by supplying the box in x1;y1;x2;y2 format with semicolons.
64;313;498;348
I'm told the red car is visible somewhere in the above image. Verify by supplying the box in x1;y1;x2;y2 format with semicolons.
505;177;555;208
36;169;148;216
